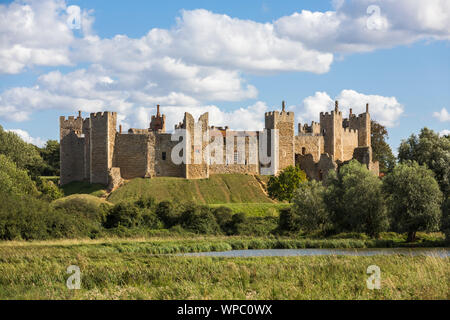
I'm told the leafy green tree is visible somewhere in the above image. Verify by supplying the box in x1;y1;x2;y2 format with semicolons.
0;125;46;177
383;161;443;242
371;120;396;174
267;166;307;202
39;140;60;176
398;128;450;197
291;180;329;233
324;160;388;238
0;154;39;197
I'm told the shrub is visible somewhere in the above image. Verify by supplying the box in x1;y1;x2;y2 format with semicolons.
212;206;233;233
156;201;180;228
267;166;307;202
0;191;99;240
324;160;388;238
291;180;329;233
36;177;64;201
179;204;221;234
52;194;110;223
383;161;443;242
278;208;299;232
104;202;163;229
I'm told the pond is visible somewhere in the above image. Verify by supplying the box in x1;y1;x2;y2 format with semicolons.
181;248;450;258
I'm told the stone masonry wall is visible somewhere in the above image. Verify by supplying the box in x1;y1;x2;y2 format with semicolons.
113;133;149;179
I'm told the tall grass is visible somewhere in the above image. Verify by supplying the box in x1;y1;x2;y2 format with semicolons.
0;240;447;299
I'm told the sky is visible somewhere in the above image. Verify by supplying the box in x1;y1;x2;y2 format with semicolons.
0;0;449;151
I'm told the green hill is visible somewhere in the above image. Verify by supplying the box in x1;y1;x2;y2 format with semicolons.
108;174;274;205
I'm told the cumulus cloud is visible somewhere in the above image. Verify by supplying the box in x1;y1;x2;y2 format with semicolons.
6;128;46;147
0;0;448;128
294;89;404;128
433;108;450;122
0;0;94;74
439;129;450;137
274;0;450;53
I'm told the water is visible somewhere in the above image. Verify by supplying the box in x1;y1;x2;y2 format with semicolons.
182;248;450;258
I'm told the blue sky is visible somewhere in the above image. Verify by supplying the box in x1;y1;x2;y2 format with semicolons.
0;0;449;151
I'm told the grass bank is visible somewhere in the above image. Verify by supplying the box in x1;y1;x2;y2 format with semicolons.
0;238;447;299
107;174;274;204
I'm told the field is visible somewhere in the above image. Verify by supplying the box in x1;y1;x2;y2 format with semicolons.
0;237;448;300
107;174;274;204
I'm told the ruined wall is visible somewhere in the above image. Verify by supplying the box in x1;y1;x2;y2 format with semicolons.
60;115;85;185
113;133;149;179
184;112;209;179
341;128;359;161
297;153;337;181
209;131;259;175
154;133;184;177
295;135;324;162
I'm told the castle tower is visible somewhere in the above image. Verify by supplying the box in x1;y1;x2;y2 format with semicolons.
182;112;209;179
349;103;371;147
60;111;85;185
150;105;166;132
320;100;344;160
264;101;295;173
89;112;117;184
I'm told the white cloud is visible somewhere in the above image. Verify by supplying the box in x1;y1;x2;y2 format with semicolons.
6;128;46;147
274;0;450;53
294;89;404;128
0;0;448;129
433;108;450;122
439;129;450;136
126;102;267;132
0;0;94;74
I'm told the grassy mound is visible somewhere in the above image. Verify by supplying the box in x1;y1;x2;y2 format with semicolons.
52;194;112;213
108;174;274;204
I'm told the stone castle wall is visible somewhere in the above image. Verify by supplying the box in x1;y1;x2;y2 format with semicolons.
60;101;378;186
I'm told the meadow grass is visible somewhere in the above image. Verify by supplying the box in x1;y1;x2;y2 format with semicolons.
0;238;447;299
107;174;273;204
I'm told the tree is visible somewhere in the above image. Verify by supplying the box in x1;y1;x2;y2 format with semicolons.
383;161;443;242
39;140;60;176
267;166;307;202
398;128;450;197
371;120;396;174
0;154;39;197
291;180;329;233
0;125;46;177
324;160;388;238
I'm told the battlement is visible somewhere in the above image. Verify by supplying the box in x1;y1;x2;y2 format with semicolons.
343;127;358;134
90;111;117;119
60;112;83;128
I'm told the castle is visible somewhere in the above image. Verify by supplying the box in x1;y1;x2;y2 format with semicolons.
60;101;379;188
